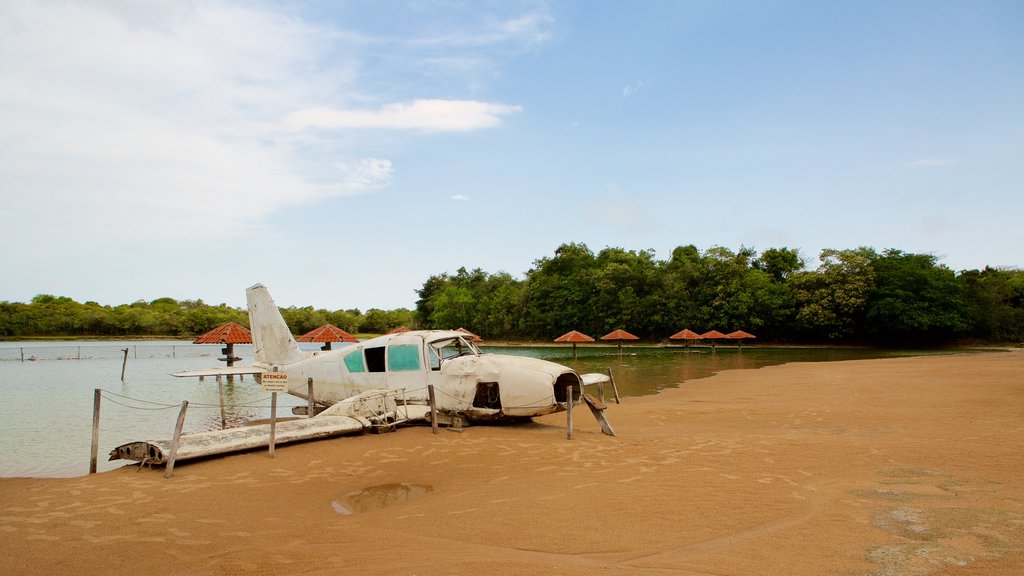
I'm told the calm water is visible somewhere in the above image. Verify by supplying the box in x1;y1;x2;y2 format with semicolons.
0;340;952;478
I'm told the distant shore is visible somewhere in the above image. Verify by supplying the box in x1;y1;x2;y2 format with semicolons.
2;349;1022;575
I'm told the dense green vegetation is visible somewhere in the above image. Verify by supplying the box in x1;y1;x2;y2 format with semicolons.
0;295;413;340
414;243;1023;346
3;243;1021;346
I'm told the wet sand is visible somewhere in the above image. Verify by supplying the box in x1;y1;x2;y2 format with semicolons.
2;351;1022;575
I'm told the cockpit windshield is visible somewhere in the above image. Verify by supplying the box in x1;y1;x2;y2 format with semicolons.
428;336;480;369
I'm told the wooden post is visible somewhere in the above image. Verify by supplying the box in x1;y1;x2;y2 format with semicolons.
165;400;189;478
269;392;278;457
566;384;574;440
307;377;315;418
428;385;438;434
218;379;227;429
120;348;129;381
20;347;24;362
607;367;621;404
89;389;101;474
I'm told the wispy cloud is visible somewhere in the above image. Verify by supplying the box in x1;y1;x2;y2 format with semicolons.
285;100;522;132
0;0;535;248
585;185;660;235
906;157;955;168
450;194;471;201
623;80;646;97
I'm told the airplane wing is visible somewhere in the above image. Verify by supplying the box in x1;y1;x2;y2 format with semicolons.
171;366;265;378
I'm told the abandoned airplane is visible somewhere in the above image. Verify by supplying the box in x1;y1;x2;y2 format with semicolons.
109;283;614;467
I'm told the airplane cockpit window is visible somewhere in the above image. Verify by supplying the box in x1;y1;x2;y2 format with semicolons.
343;349;366;373
429;336;479;368
388;344;421;371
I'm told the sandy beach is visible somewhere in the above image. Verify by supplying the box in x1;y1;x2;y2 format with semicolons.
2;350;1022;575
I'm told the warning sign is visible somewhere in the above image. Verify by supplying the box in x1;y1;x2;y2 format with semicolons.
261;372;290;393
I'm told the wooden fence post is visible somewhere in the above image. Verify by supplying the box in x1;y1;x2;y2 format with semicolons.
428;385;438;434
566;384;574;440
218;379;227;429
607;367;621;404
307;377;315;418
89;389;101;474
165;400;189;478
120;348;129;381
269;392;278;457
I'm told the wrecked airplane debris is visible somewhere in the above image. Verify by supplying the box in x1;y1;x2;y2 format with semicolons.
109;283;615;467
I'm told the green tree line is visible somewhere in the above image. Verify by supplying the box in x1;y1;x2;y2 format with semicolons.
414;243;1024;346
4;243;1021;346
0;295;413;339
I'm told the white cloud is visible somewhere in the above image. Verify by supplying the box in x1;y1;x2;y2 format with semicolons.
623;80;646;97
285;100;522;132
450;194;471;201
0;0;364;244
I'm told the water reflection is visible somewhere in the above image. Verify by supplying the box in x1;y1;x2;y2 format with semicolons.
483;345;958;398
0;340;975;477
331;483;433;515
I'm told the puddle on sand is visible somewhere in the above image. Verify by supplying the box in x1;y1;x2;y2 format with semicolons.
331;483;433;515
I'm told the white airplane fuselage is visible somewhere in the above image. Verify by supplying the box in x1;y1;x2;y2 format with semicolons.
245;284;582;421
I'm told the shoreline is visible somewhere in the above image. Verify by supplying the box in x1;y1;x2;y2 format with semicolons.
1;350;1022;575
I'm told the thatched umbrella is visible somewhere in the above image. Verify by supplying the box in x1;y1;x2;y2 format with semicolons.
701;330;727;350
601;329;639;356
297;324;359;351
725;330;756;349
387;326;410;334
455;327;482;342
669;328;702;350
554;330;594;360
194;322;252;368
194;321;252;427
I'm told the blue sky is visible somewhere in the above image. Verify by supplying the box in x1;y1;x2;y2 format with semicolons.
2;1;1021;311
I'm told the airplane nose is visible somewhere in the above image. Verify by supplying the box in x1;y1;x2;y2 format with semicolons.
553;371;582;405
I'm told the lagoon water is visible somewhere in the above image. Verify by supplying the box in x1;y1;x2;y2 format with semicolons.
0;340;939;478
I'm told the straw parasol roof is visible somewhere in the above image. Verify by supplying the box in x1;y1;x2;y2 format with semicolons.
600;329;639;342
602;328;639;357
297;324;358;344
194;321;251;367
669;328;702;340
455;327;482;342
193;322;252;344
554;330;595;343
387;326;411;334
701;329;727;350
554;330;594;360
725;330;756;349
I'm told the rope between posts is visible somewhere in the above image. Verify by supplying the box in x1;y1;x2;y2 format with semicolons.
98;389;180;407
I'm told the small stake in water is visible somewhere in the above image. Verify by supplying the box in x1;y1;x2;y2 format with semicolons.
120;348;129;381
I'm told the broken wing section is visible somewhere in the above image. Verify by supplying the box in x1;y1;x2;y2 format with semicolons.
172;366;265;378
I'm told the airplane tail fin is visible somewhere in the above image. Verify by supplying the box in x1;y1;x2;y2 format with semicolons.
246;283;306;366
